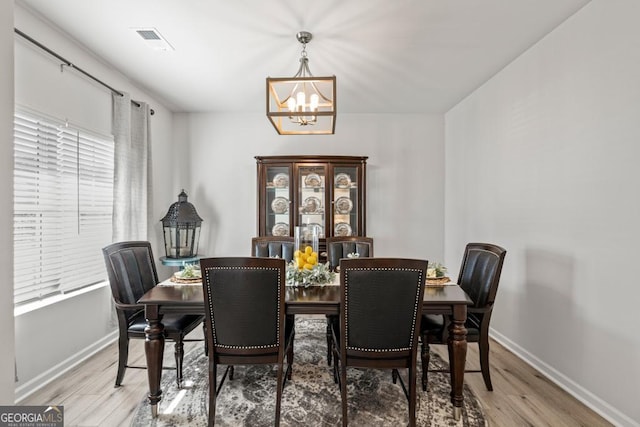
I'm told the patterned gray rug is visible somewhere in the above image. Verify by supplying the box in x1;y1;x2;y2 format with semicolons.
131;318;486;426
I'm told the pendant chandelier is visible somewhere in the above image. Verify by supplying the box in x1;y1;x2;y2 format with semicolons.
266;31;336;135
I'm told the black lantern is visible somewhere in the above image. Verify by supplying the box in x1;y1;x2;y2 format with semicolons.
161;190;203;258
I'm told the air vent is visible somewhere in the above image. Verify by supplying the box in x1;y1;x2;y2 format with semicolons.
132;28;174;51
137;30;161;40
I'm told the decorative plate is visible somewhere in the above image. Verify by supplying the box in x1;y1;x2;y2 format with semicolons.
272;222;289;236
272;173;289;188
302;196;322;213
271;196;289;214
304;173;322;188
171;269;202;283
334;222;352;237
170;275;202;284
334;173;351;188
335;197;353;214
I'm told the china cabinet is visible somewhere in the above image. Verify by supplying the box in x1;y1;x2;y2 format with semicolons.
256;155;367;255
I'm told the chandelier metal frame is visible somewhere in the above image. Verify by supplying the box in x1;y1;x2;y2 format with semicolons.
266;31;336;135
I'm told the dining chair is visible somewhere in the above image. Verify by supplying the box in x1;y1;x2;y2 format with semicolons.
324;236;374;366
102;241;205;388
325;236;374;271
251;236;295;262
420;242;507;391
200;257;294;427
331;257;427;427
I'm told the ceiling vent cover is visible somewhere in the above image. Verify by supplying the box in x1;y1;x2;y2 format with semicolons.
132;28;174;51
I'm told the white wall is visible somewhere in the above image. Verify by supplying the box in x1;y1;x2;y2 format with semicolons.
445;1;640;425
0;0;16;405
11;4;178;398
181;112;445;262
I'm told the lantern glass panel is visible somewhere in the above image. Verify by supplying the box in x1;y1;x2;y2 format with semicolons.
163;224;201;258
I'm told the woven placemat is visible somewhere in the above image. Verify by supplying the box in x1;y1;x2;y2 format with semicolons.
426;276;451;286
169;275;202;284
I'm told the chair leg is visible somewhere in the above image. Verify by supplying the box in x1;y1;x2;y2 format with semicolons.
286;337;294;381
209;361;217;426
332;340;340;384
286;314;295;380
115;334;129;387
203;323;208;356
409;363;417;427
174;339;184;388
275;360;284;427
340;362;348;427
420;337;430;392
326;316;333;366
479;334;493;391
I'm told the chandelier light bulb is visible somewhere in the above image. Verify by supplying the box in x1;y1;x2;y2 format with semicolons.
310;93;319;111
296;92;306;111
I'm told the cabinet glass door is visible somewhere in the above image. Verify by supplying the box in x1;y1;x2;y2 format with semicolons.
332;166;359;236
297;165;326;238
265;165;291;236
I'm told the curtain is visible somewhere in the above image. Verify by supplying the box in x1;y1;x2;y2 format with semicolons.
111;93;153;241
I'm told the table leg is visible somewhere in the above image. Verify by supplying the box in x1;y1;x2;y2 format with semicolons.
144;304;165;418
448;304;467;421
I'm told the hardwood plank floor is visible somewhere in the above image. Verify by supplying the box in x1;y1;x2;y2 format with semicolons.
19;317;612;426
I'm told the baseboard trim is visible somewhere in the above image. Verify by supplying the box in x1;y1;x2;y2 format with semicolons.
15;331;118;403
490;328;638;427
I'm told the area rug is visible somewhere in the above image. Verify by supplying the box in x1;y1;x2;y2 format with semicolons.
130;318;486;426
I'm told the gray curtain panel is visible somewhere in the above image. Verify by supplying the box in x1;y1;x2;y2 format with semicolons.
111;92;153;242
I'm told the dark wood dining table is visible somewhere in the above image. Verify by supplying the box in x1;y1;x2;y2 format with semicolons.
138;281;472;420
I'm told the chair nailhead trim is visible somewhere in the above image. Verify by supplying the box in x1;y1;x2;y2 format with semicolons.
203;265;282;350
343;267;424;353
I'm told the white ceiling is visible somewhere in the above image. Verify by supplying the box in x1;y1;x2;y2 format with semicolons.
17;0;590;114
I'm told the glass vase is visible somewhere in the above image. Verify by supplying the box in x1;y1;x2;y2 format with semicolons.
294;225;319;254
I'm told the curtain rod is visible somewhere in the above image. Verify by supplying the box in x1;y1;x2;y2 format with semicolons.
14;28;154;115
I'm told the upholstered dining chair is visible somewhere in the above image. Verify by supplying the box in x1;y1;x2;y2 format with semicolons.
325;236;374;271
251;236;295;262
102;241;205;388
331;258;427;427
200;257;294;427
420;242;507;392
324;236;374;366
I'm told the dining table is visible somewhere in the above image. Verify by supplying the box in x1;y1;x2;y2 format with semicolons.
138;277;472;420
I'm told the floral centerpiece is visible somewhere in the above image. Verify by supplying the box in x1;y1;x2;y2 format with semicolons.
286;246;335;287
426;261;449;285
180;262;200;278
427;262;447;278
171;262;202;284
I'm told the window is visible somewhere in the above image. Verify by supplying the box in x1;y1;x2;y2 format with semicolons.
13;108;114;305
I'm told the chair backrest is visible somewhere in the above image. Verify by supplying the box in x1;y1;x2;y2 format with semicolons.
102;241;159;305
457;243;507;309
326;236;374;270
102;241;159;319
200;257;287;356
251;237;295;263
339;258;427;358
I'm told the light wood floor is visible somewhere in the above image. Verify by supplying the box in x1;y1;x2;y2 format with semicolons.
20;316;612;427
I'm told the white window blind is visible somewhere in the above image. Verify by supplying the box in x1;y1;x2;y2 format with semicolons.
13;109;114;305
